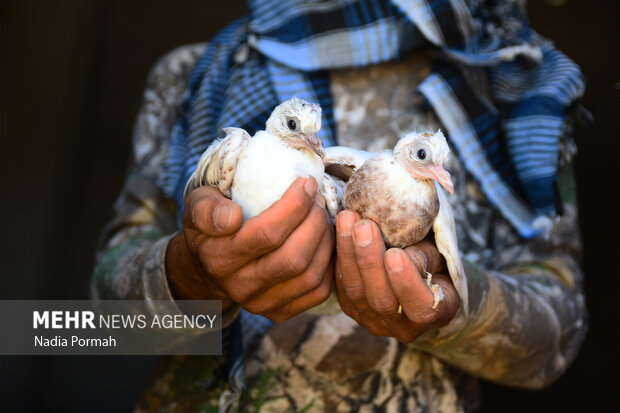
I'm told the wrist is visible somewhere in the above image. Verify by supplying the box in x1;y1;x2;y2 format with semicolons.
165;232;234;310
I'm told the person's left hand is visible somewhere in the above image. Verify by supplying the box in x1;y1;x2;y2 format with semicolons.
334;210;459;343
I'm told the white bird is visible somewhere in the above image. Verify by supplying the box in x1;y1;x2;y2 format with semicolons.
185;97;342;221
325;131;469;316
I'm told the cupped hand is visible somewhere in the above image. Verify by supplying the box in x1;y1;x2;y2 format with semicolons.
334;210;459;343
166;177;334;322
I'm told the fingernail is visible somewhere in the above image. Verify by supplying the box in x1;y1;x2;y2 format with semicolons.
337;211;355;237
304;177;317;197
213;205;232;231
385;249;404;273
353;221;373;247
414;250;428;272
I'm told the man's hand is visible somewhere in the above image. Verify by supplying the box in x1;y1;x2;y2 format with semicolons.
334;210;459;343
166;177;334;322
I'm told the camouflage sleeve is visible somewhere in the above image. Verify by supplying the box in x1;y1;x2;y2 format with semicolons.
413;163;587;389
91;43;239;327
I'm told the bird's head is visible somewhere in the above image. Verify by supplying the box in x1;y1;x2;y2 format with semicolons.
266;97;324;158
393;130;454;194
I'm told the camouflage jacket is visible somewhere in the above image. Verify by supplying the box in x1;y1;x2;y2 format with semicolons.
92;44;587;413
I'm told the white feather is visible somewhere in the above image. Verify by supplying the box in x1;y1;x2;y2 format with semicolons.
232;131;324;220
433;182;469;316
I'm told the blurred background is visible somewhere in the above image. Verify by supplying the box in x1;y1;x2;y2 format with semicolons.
1;1;618;411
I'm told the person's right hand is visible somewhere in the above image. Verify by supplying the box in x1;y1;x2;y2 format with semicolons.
166;177;334;322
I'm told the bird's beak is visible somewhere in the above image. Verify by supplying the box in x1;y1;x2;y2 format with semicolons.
430;165;454;194
415;164;454;194
305;133;325;159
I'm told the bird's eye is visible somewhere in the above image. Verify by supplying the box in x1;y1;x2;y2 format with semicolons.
287;119;297;130
417;148;427;160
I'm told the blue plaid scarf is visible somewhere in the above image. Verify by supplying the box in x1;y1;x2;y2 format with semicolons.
160;0;585;240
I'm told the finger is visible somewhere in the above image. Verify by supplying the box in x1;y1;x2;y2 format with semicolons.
334;261;394;337
232;177;317;257
247;232;334;318
334;261;358;317
251;195;329;285
351;220;400;317
350;299;393;337
185;186;244;237
251;205;333;293
198;180;319;276
403;238;446;275
265;259;334;322
384;248;442;325
335;210;366;303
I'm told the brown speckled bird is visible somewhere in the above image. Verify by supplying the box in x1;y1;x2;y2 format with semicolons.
325;131;468;314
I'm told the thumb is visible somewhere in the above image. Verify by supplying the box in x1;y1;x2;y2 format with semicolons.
184;186;243;236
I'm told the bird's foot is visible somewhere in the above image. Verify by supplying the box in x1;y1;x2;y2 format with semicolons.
425;271;433;288
397;271;445;314
425;271;445;311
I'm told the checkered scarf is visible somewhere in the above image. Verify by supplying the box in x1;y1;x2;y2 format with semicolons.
160;0;585;238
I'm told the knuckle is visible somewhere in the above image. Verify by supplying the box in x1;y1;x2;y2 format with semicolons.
369;295;396;316
264;311;290;323
397;331;419;343
342;283;366;303
258;227;285;250
339;304;356;319
198;245;224;276
355;249;384;274
202;261;222;278
227;285;252;305
248;296;293;317
183;229;201;253
243;301;267;315
315;279;333;302
337;297;360;321
288;194;307;213
283;254;311;276
226;289;243;304
355;256;379;273
266;300;297;320
301;269;324;291
364;323;387;337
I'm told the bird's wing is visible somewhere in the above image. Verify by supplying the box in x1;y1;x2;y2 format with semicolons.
432;182;469;317
320;173;346;223
184;127;251;198
324;146;375;181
